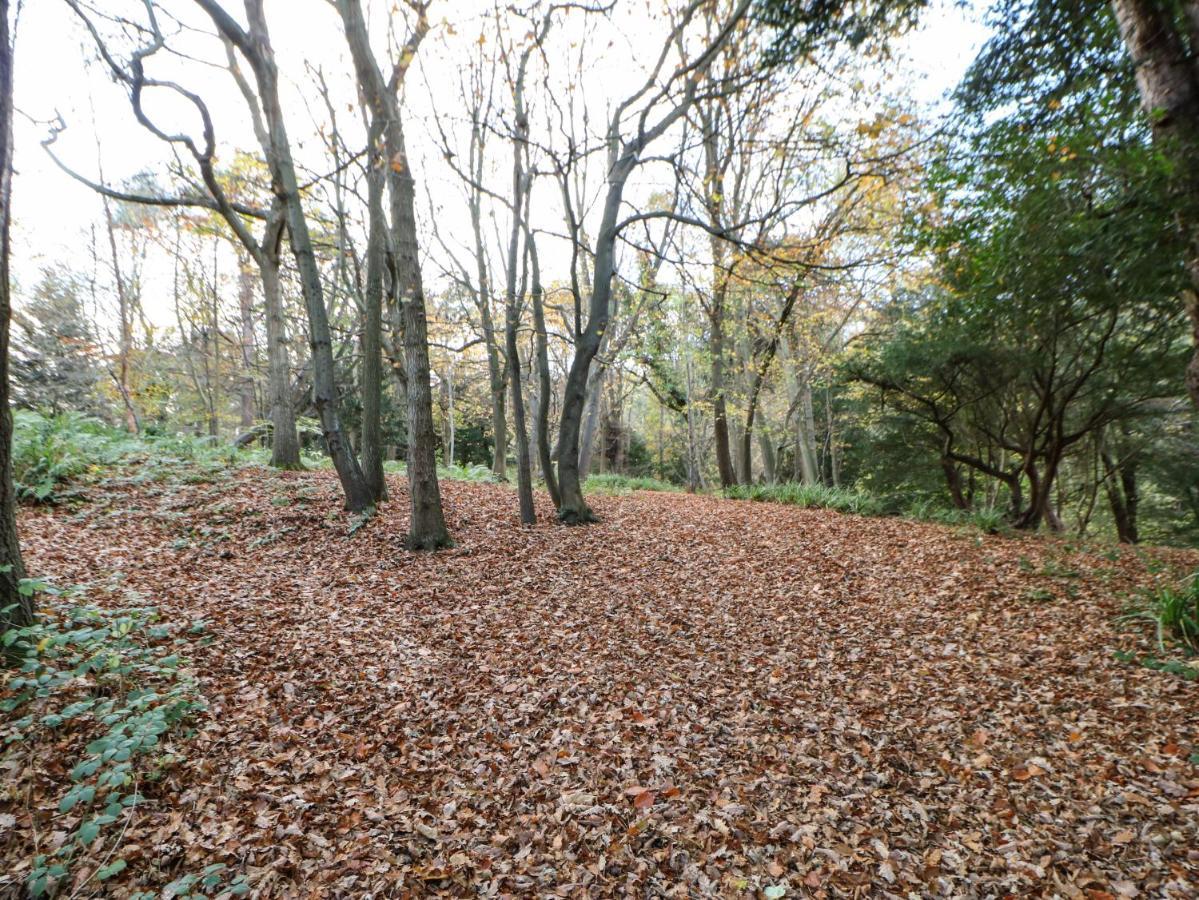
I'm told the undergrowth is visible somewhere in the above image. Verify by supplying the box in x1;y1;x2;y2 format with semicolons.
12;411;139;502
724;482;885;516
0;579;236;896
1119;572;1199;655
584;473;681;495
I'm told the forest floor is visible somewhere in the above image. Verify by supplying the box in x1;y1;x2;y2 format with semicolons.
8;465;1199;897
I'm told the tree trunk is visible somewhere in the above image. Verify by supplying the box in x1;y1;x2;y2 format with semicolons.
577;368;605;479
758;430;777;484
1016;452;1063;530
1111;0;1199;407
335;0;447;542
941;456;969;510
825;388;840;488
0;0;29;632
555;153;639;522
101;192;139;434
392;142;449;547
738;419;754;484
237;253;256;432
796;376;819;485
1101;443;1140;543
527;227;559;506
447;368;455;465
552;0;749;518
244;2;372;513
260;213;302;469
503;91;534;524
710;302;737;489
685;353;702;492
360;123;387;502
466;114;508;481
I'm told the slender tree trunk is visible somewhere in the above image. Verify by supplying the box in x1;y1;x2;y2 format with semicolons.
1101;443;1139;543
942;456;969;510
360;124;387;502
796;376;819;485
208;246;220;438
556;154;638;522
393;148;449;546
710;301;736;489
490;375;507;478
553;0;749;518
0;0;29;632
100;194;139;434
1111;0;1199;407
506;314;534;524
466;115;508;480
444;358;455;466
825;388;840;487
685;353;702;492
245;2;372;512
237;253;256;432
503;94;534;524
528;227;559;506
1016;452;1063;530
738;418;754;484
336;0;447;543
577;368;605;478
260;214;301;469
758;430;776;484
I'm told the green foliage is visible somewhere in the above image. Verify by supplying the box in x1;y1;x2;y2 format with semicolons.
12;267;105;416
899;497;1007;534
12;410;140;502
851;35;1189;537
10;410;308;500
755;0;927;62
1119;574;1199;654
724;481;884;516
584;473;682;495
438;462;500;484
1113;649;1199;681
1;590;206;896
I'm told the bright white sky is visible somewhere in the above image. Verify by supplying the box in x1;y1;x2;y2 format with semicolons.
9;0;988;330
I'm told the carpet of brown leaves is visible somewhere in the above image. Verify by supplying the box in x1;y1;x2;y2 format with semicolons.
6;466;1199;897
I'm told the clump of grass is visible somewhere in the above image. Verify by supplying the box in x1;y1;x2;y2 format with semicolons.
724;482;884;516
1119;573;1199;654
584;473;681;495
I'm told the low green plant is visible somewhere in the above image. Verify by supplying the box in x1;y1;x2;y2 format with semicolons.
724;482;884;516
12;410;138;501
438;462;502;484
584;473;681;494
1118;573;1199;654
2;585;207;896
1113;649;1199;680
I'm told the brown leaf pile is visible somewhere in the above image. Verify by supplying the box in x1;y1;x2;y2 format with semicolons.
6;467;1199;897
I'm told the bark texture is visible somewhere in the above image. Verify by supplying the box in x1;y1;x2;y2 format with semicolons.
0;0;29;631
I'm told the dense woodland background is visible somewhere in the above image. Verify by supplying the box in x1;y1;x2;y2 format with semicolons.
3;0;1198;548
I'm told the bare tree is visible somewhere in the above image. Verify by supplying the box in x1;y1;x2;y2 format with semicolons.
337;0;450;547
554;0;751;522
426;39;510;481
60;1;304;469
194;0;372;509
